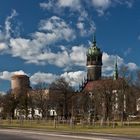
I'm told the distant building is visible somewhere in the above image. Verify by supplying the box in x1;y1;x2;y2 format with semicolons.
80;35;112;92
10;75;52;119
11;74;31;90
78;35;134;121
81;35;118;92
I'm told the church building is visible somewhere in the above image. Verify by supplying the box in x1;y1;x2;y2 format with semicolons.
80;35;118;92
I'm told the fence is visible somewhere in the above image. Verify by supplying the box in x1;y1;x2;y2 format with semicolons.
0;118;140;130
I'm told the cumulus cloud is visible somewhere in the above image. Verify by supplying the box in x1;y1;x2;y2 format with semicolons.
40;0;96;37
7;15;77;66
102;52;138;76
102;52;123;74
0;43;8;52
30;70;87;88
0;4;137;76
70;45;86;66
0;12;76;66
0;70;86;89
30;72;58;85
9;34;87;67
126;63;138;71
91;0;134;16
92;0;111;15
0;70;27;81
76;21;95;36
39;16;75;41
92;0;111;8
61;71;86;87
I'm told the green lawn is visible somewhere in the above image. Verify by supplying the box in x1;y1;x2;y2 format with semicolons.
0;120;140;137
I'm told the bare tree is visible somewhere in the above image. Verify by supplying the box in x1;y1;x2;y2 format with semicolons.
33;82;49;119
49;78;74;120
2;90;19;119
92;79;115;124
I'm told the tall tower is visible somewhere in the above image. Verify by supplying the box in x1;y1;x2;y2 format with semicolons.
113;56;118;80
11;74;31;91
87;35;102;81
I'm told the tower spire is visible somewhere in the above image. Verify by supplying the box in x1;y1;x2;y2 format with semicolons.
113;56;118;80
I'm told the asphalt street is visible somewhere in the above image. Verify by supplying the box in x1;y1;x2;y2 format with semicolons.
0;129;139;140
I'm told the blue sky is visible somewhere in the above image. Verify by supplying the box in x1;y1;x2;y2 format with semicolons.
0;0;139;92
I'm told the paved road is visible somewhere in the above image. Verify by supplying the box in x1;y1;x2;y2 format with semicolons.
0;129;139;140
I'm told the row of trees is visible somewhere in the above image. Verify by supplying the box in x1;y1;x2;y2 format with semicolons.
0;68;140;123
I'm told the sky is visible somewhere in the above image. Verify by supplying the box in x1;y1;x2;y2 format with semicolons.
0;0;140;93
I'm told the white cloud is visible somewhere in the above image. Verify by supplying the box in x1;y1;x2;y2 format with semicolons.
9;37;42;60
30;70;86;88
13;70;27;75
9;34;139;72
5;9;18;39
0;70;86;88
30;72;58;85
102;52;138;76
0;10;18;53
8;15;76;66
114;0;134;8
40;0;81;11
61;71;86;87
42;50;69;67
9;35;87;67
76;22;86;36
58;0;81;9
0;70;27;81
91;0;134;16
40;0;55;10
0;43;8;52
39;16;75;41
40;1;96;37
0;5;137;72
102;52;123;75
91;0;111;16
126;62;138;71
92;0;111;9
70;45;86;66
77;22;84;30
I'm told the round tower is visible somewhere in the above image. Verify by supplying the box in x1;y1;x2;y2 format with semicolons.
11;74;30;90
87;35;102;81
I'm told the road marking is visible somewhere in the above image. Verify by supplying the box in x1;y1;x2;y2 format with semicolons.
0;129;109;140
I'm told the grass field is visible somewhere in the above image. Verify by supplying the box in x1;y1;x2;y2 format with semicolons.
0;119;140;137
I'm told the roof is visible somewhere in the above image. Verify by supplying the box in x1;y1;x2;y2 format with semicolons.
11;74;29;79
83;80;102;92
82;78;121;92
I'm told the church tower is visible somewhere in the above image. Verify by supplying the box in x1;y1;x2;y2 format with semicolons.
87;35;102;81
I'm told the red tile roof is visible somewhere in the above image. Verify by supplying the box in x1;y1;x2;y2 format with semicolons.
83;78;117;92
